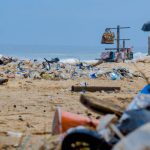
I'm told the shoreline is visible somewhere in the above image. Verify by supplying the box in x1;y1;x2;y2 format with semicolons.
0;50;148;63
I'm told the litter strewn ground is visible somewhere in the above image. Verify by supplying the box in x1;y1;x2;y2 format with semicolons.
0;55;150;149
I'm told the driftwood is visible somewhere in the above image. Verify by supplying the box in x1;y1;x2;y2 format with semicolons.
72;86;121;92
80;94;123;117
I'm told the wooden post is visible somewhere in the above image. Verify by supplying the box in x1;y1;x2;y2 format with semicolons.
123;40;125;49
71;86;121;92
148;37;150;55
117;25;120;52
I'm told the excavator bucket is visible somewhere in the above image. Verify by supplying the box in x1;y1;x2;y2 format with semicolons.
101;29;115;44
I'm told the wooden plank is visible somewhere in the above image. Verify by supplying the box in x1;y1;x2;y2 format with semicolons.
80;94;123;117
71;86;121;92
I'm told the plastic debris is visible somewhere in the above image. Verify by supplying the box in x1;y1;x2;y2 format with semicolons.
0;55;142;81
113;123;150;150
125;85;150;111
61;84;150;150
109;73;120;80
89;73;97;79
119;109;150;135
7;131;23;138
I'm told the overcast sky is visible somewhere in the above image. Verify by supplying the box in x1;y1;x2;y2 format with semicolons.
0;0;150;51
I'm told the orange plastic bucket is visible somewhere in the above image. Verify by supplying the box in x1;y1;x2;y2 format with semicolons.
52;107;99;135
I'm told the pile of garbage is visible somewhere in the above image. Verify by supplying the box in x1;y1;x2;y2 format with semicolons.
49;84;150;150
0;55;142;81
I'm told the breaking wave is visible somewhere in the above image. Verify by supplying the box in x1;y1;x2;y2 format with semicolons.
0;51;149;64
133;52;147;60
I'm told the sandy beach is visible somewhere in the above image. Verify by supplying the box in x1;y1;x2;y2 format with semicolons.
0;0;150;149
0;60;149;149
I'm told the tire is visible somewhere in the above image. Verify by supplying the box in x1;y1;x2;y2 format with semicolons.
61;128;111;150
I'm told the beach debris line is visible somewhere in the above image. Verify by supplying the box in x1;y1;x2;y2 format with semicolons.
0;55;144;81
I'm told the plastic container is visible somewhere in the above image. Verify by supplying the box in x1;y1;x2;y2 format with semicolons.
109;73;120;80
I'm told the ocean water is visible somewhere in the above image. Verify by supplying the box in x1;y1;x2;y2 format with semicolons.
0;45;102;61
0;44;148;62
